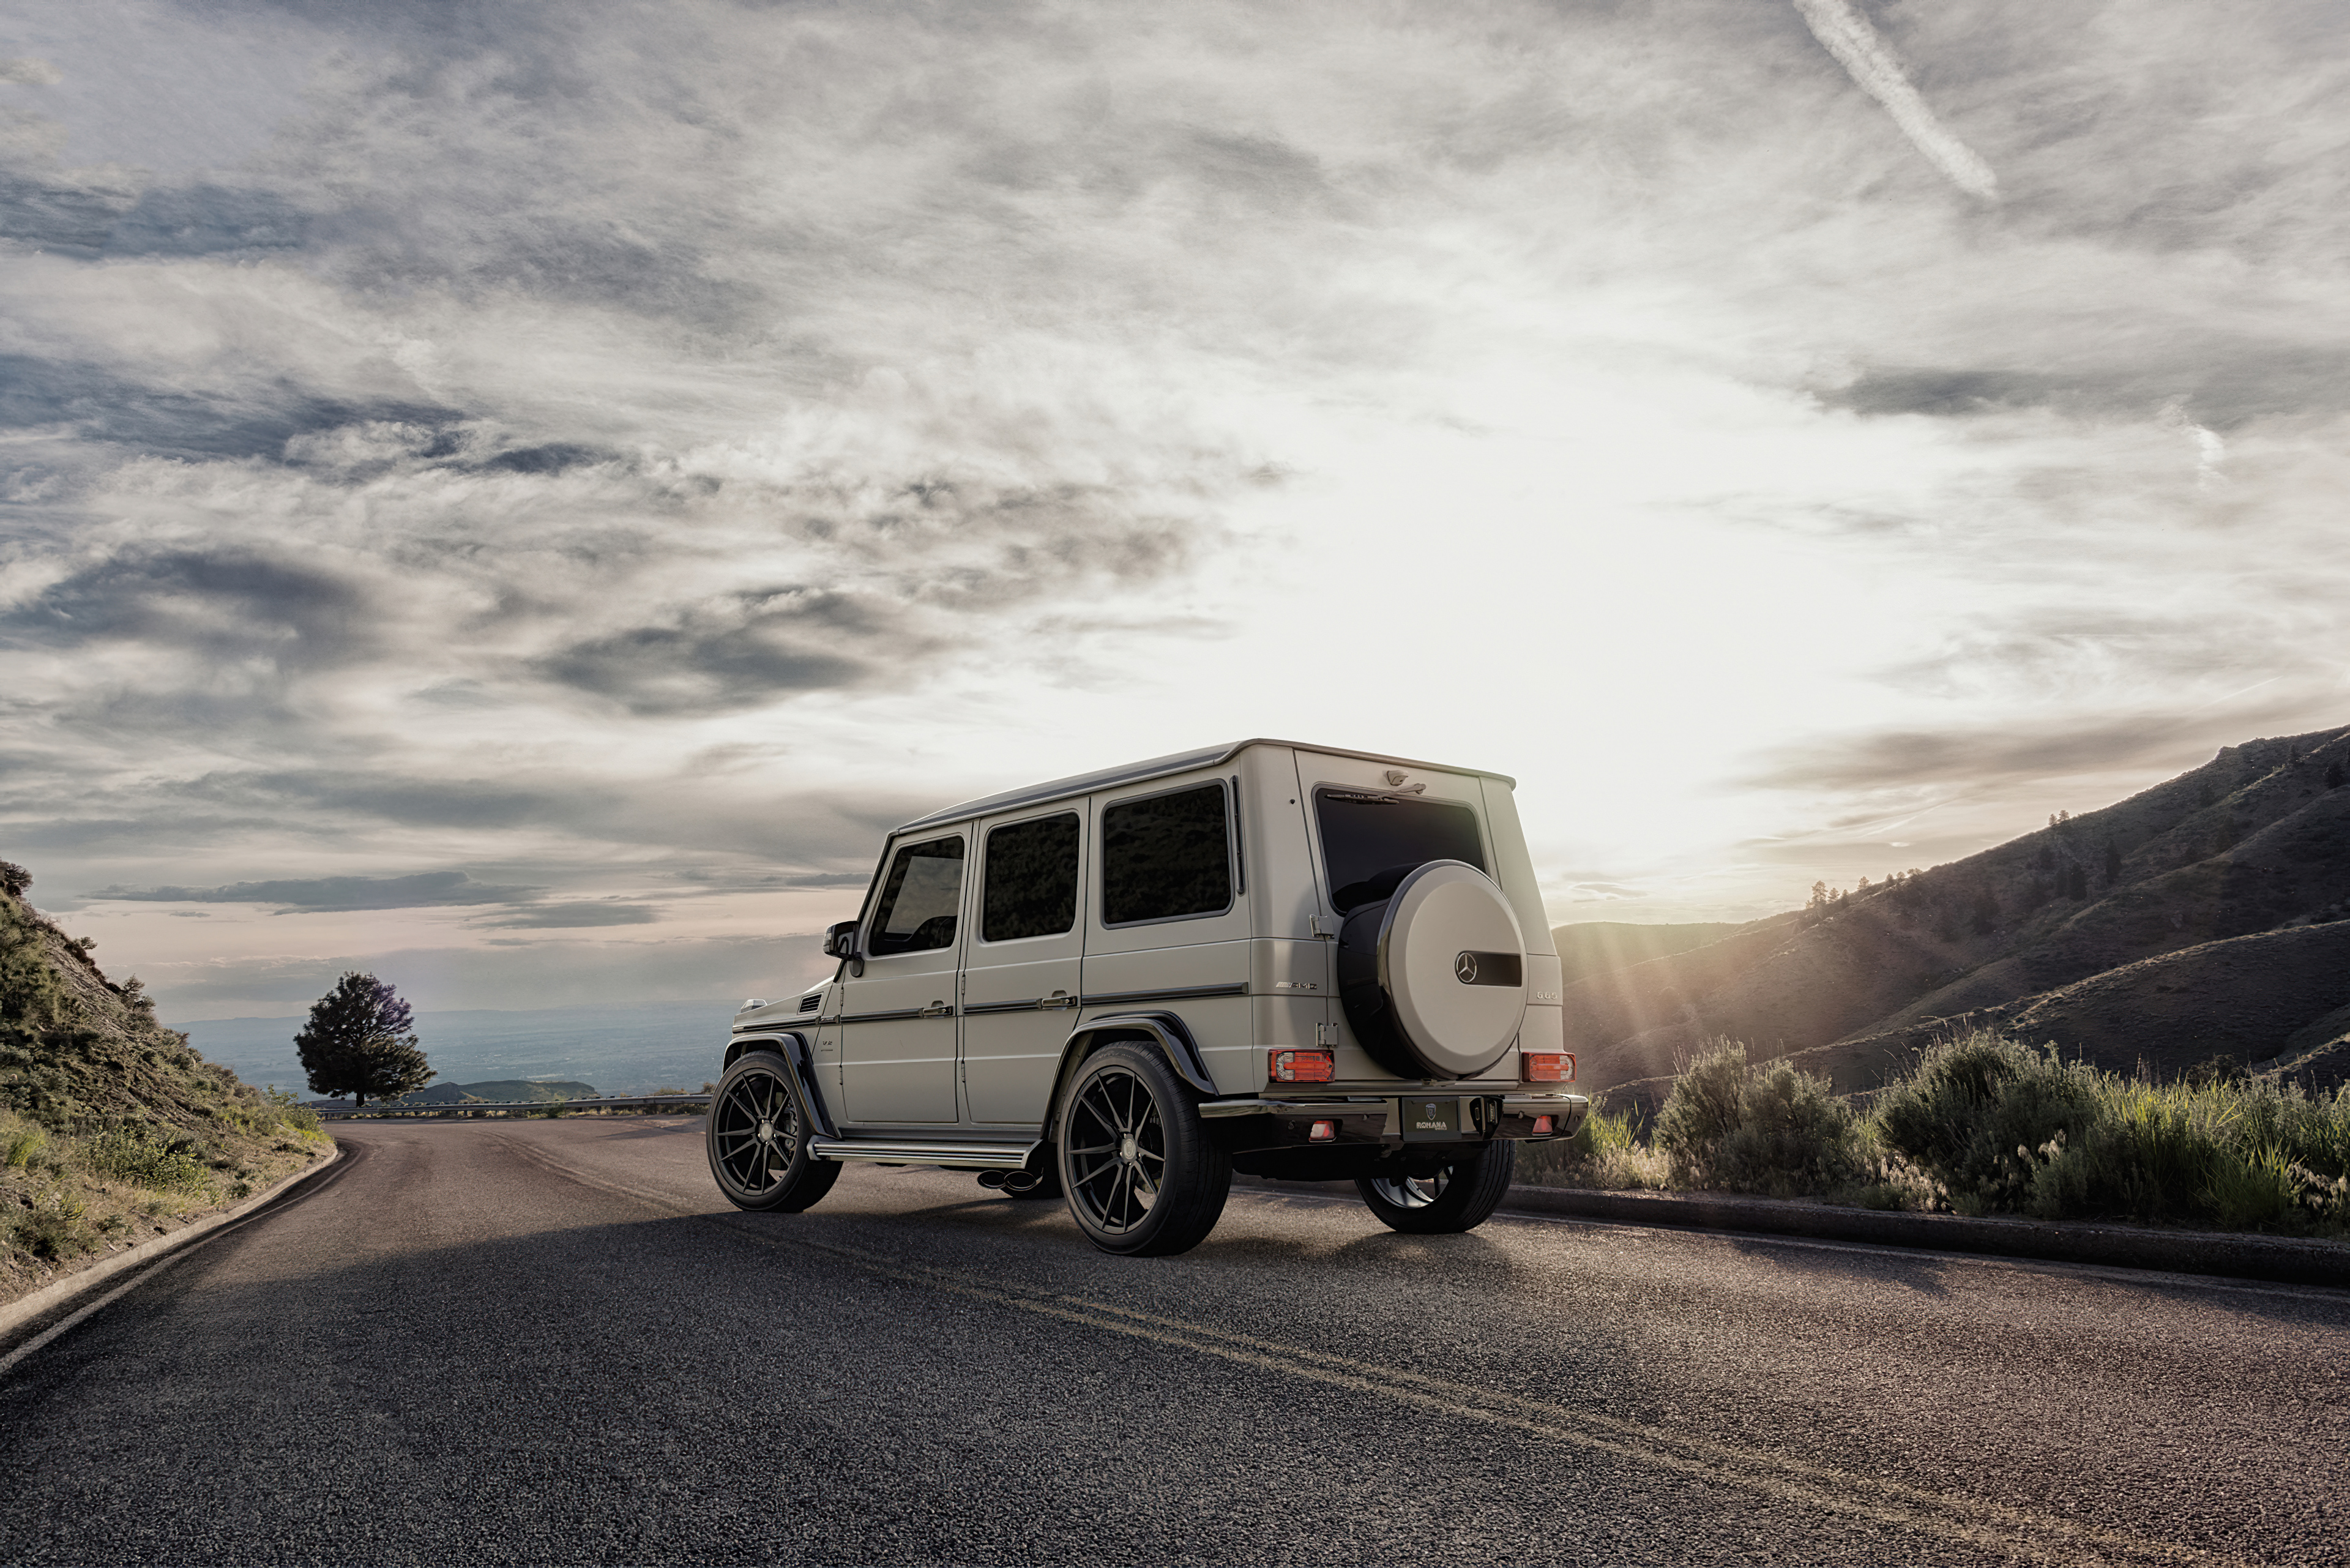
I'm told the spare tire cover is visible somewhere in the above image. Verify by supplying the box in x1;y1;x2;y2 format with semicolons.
1335;860;1528;1079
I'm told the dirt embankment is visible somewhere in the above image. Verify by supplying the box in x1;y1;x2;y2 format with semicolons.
1;866;330;1310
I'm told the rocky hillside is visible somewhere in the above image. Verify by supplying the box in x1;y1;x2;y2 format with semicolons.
1561;723;2350;1111
1;862;328;1306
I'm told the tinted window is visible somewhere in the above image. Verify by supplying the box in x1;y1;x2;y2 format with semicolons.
867;835;964;955
1316;790;1486;912
983;813;1080;942
1101;783;1231;925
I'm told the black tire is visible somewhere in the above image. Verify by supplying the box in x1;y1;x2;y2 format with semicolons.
707;1051;842;1212
1356;1140;1516;1234
1056;1043;1231;1256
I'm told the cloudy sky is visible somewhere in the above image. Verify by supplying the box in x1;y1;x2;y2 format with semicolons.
2;0;2345;1020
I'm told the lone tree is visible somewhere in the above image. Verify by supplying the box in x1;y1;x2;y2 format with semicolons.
295;972;433;1108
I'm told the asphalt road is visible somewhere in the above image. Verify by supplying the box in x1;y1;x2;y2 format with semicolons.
1;1119;2344;1566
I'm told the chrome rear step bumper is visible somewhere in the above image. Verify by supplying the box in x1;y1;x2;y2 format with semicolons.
1201;1091;1589;1144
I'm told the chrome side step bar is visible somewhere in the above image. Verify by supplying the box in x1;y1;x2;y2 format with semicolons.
807;1137;1038;1170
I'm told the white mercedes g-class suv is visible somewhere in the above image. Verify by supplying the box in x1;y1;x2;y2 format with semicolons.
707;740;1587;1255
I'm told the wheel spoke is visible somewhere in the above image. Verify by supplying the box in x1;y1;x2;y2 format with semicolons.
1067;1065;1186;1235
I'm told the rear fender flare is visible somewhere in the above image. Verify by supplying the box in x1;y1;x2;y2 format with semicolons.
1043;1012;1216;1140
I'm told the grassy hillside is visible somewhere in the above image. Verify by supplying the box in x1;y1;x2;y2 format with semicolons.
0;865;329;1307
1564;723;2350;1110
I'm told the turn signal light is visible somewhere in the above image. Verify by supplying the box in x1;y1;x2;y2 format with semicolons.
1523;1051;1576;1083
1309;1120;1338;1141
1269;1048;1335;1084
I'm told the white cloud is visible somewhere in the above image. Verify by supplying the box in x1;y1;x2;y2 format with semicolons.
4;0;2349;1004
1791;0;1999;200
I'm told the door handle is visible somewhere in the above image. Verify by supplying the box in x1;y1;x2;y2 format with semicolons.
919;1001;952;1018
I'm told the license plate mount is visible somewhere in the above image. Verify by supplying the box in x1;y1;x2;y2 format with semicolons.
1400;1096;1461;1141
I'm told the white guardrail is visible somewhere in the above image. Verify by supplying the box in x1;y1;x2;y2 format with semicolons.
318;1094;713;1119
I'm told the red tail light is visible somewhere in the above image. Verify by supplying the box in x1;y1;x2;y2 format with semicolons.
1522;1051;1576;1083
1269;1048;1334;1084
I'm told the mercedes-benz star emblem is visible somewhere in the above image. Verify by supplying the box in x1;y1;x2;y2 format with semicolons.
1454;951;1479;984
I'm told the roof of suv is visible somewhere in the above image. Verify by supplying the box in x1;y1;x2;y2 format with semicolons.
893;739;1515;834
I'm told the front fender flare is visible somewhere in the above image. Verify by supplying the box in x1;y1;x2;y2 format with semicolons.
723;1029;838;1140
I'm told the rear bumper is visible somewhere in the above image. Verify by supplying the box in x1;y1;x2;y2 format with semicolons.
1200;1091;1587;1150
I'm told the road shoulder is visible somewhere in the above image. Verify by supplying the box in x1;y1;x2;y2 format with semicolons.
0;1141;344;1346
1236;1175;2350;1287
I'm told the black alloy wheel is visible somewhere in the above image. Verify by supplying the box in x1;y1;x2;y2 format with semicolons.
1056;1043;1230;1256
1356;1139;1516;1234
707;1050;841;1212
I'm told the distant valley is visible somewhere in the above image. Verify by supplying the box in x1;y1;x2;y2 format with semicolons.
177;1001;737;1101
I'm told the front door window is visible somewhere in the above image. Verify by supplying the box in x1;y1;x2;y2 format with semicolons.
838;833;965;1124
870;837;964;955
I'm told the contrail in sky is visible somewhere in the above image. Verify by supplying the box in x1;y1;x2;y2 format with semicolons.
1791;0;1999;200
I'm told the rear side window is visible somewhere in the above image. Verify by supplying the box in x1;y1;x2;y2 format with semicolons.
1101;783;1231;925
982;813;1081;942
868;835;965;955
1316;790;1486;912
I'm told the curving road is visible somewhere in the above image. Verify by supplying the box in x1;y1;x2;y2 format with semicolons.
1;1118;2344;1566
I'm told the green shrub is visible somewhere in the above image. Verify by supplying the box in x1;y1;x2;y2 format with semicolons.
83;1127;209;1192
12;1191;94;1261
1872;1034;2102;1212
260;1086;323;1137
1654;1041;1868;1196
2184;1053;2249;1090
1516;1100;1668;1190
0;894;72;1031
4;1118;46;1170
1873;1032;2350;1233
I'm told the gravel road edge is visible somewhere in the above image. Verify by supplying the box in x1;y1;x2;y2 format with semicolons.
1239;1176;2349;1286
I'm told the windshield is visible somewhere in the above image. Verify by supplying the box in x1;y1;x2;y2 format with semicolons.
1315;789;1486;912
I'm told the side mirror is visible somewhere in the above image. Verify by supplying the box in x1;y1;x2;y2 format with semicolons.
822;920;860;960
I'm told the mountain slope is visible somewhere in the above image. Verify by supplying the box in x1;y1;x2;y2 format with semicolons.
1;865;329;1305
1563;723;2350;1105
